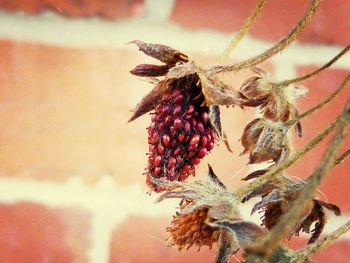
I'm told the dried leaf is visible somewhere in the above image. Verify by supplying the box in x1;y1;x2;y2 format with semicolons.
208;164;227;190
241;169;268;181
130;64;169;77
166;61;197;79
130;40;188;65
222;132;233;153
209;105;223;138
215;230;239;263
128;80;170;122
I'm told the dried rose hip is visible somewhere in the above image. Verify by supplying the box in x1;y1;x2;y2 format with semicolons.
128;41;221;192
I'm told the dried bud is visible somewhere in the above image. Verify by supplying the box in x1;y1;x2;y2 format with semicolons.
130;64;169;77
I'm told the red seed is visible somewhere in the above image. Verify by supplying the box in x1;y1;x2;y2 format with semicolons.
182;165;191;172
148;157;154;164
165;115;172;124
190;118;196;127
162;134;170;146
170;126;176;134
187;104;194;113
173;118;182;129
168;157;176;168
190;158;201;165
151;132;159;141
173;104;182;115
171;139;177;148
157;144;164;154
197;147;207;158
154;156;162;166
184;113;192;119
206;141;215;151
190;134;200;145
149;145;156;153
201;136;208;147
184;121;191;132
173;147;181;156
162;105;170;114
170;88;182;98
151;115;159;122
174;94;184;103
153;167;161;176
201;112;209;123
157;123;165;131
196;122;205;134
177;133;185;143
188;144;198;152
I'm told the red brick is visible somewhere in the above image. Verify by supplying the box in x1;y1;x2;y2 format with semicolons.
171;0;349;46
0;202;90;263
0;0;145;20
288;68;350;212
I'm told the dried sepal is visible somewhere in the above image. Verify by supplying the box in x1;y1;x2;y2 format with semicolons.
128;79;171;122
166;61;197;79
209;105;223;138
130;64;169;77
240;118;265;155
241;169;268;181
130;40;188;65
215;230;239;263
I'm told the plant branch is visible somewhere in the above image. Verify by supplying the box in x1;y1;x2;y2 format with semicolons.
217;0;266;63
287;73;350;126
334;149;350;166
295;220;350;262
247;99;350;260
207;0;320;75
279;44;350;86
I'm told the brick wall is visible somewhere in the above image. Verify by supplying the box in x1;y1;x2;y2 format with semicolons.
0;0;349;262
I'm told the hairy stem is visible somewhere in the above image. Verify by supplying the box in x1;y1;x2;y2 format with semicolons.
248;99;350;260
334;149;350;166
287;73;350;126
217;0;266;63
295;220;350;261
279;44;350;86
207;0;320;75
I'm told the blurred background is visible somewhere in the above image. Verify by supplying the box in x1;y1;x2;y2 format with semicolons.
0;0;348;262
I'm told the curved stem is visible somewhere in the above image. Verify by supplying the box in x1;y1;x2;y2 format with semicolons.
217;0;266;63
334;149;350;166
279;44;350;86
287;72;350;126
207;0;320;75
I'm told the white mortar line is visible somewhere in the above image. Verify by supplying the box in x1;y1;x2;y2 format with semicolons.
143;0;175;21
0;12;349;69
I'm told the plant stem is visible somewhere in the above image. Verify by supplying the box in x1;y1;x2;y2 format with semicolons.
287;73;350;126
247;99;350;260
334;149;350;166
207;0;320;75
217;0;266;63
278;44;350;86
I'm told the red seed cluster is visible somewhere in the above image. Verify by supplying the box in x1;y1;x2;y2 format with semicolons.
146;86;215;191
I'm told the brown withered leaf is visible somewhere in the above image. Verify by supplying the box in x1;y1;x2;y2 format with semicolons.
209;105;223;138
198;72;241;106
128;79;171;122
130;40;188;65
241;169;268;181
240;118;265;155
208;164;227;190
215;230;239;263
130;64;169;77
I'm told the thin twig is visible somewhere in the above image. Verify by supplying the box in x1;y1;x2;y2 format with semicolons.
334;149;350;166
279;44;350;86
247;99;350;260
287;73;350;126
217;0;266;63
207;0;320;75
295;220;350;262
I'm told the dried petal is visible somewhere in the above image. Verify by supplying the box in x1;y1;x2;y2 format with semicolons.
240;118;265;155
130;40;188;65
130;64;169;77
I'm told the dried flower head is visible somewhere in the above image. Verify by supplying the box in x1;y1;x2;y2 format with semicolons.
240;118;291;164
153;165;240;251
129;41;223;192
245;175;341;243
239;67;307;137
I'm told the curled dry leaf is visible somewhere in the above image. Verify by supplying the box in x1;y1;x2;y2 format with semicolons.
240;118;291;164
